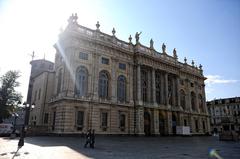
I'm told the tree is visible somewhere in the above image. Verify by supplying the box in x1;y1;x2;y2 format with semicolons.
0;70;22;123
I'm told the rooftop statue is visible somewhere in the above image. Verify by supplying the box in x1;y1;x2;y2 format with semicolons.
173;48;178;59
162;43;166;53
129;35;132;43
150;39;154;49
68;13;78;24
96;21;100;30
135;32;142;44
112;28;116;36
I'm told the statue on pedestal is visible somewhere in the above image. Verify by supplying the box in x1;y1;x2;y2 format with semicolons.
135;32;142;44
162;43;166;54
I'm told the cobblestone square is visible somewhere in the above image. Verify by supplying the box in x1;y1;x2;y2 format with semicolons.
0;136;240;159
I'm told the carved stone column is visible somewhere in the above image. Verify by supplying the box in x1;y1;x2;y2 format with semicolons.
186;79;192;112
111;58;118;102
137;65;142;105
128;63;133;103
202;84;208;114
152;68;157;105
172;78;176;106
136;107;144;135
166;111;172;135
176;77;181;107
93;53;100;100
195;82;200;113
153;109;160;135
164;73;168;105
147;70;151;103
160;73;164;104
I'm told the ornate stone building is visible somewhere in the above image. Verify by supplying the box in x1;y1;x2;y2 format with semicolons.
29;13;210;135
207;97;240;134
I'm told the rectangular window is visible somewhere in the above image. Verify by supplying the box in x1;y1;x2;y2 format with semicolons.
79;52;88;60
44;113;48;124
101;57;109;65
195;120;199;132
119;63;126;70
119;114;126;131
34;90;37;101
76;111;84;131
38;89;41;100
191;82;194;87
101;112;108;131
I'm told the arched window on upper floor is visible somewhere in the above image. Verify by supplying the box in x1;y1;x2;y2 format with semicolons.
75;66;88;96
99;70;110;99
117;75;126;102
57;68;63;95
180;89;186;110
191;91;196;111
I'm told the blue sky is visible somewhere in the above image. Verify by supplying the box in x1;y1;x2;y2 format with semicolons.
0;0;239;101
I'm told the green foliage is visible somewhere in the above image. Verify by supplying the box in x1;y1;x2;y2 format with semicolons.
0;70;22;123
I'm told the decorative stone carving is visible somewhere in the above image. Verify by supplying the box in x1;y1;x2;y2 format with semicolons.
191;60;195;67
162;43;166;54
112;28;116;36
173;48;178;59
184;57;187;64
96;21;100;30
129;35;132;43
135;32;142;44
68;13;78;25
150;39;154;49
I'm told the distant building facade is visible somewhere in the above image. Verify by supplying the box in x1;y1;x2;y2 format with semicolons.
29;14;210;135
207;97;240;133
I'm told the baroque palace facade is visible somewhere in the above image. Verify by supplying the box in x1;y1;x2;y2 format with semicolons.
29;14;210;135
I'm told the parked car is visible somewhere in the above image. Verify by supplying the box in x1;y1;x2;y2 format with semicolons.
0;123;20;136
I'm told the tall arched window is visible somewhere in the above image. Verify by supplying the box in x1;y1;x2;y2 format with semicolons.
156;72;161;104
191;92;196;111
57;68;63;94
117;75;126;102
75;66;88;96
180;89;186;110
99;71;110;98
141;70;147;102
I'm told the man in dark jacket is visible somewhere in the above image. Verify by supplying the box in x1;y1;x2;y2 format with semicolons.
84;129;91;148
90;129;95;148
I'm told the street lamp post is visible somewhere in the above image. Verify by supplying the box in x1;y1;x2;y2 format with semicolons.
18;102;35;148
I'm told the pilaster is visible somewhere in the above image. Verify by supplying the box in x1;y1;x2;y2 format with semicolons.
147;70;151;103
152;68;157;106
153;109;160;135
164;73;168;105
166;111;172;135
137;65;142;105
176;78;181;107
136;107;144;135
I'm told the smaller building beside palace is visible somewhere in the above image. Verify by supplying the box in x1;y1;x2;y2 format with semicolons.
207;97;240;134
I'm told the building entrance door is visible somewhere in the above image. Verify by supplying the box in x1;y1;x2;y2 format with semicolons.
144;111;151;136
172;114;177;134
52;111;56;131
159;113;165;135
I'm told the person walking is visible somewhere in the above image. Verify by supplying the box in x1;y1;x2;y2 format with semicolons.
90;129;95;148
84;129;91;148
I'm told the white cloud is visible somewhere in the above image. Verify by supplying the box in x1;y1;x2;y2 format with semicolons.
205;75;238;85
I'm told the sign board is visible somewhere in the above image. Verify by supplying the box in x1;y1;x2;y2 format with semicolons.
176;126;191;135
